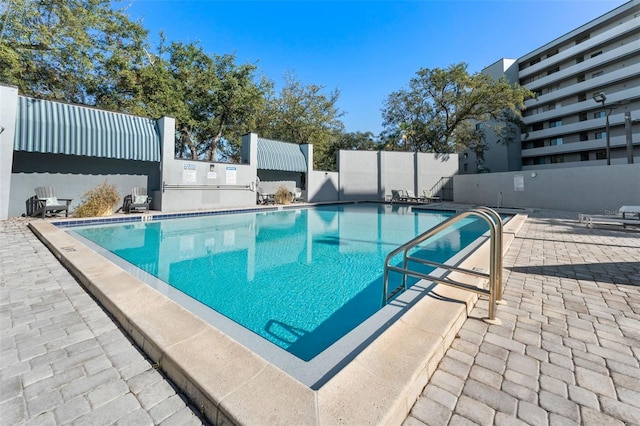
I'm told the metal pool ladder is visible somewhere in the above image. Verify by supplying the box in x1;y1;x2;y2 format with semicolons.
383;207;504;325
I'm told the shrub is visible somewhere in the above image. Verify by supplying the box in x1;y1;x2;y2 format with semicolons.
74;181;121;217
274;185;292;204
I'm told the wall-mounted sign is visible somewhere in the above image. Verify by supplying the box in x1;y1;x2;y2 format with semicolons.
183;163;197;184
226;166;237;184
514;174;524;192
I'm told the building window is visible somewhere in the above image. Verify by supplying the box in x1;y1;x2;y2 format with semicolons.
549;119;562;128
577;74;585;82
550;137;563;146
592;70;604;78
595;131;607;140
578;93;586;102
533;157;546;165
530;57;540;66
590;50;603;58
463;163;468;172
593;111;605;118
546;49;559;58
576;35;590;45
581;152;590;161
579;113;588;122
534;89;543;98
532;122;544;131
534;140;545;148
580;132;589;141
595;150;607;160
551;155;564;164
576;55;584;64
547;66;560;76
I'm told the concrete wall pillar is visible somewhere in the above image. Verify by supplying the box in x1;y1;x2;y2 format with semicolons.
300;144;313;200
241;133;258;167
156;116;176;211
0;84;18;220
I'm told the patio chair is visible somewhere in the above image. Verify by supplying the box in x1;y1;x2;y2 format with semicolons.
30;187;73;218
405;189;424;203
292;187;303;202
391;190;407;203
257;188;275;205
423;190;441;203
123;187;151;213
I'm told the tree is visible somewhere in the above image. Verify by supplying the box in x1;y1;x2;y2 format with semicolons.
380;63;533;156
255;73;345;169
149;43;270;162
0;0;148;104
93;38;270;162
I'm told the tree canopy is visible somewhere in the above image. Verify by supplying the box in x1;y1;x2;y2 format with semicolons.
1;3;533;171
159;42;270;162
381;63;533;158
0;0;148;104
254;72;345;169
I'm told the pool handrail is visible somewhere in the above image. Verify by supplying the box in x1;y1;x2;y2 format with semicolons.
382;207;503;324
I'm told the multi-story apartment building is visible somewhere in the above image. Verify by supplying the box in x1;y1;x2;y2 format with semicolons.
462;0;640;173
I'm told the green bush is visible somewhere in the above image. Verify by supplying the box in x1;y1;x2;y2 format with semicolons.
74;181;120;217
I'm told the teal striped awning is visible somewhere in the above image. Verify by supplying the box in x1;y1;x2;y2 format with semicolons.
257;138;307;172
14;96;161;162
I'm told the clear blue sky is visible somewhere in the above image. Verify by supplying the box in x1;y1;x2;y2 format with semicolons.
127;0;628;135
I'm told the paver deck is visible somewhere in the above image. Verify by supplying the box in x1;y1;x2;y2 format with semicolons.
0;218;206;425
406;211;640;425
1;210;639;425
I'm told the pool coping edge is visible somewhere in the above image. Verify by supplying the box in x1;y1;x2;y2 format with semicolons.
28;212;527;425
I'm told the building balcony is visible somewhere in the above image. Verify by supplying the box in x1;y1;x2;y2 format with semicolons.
523;41;640;92
518;15;640;79
521;133;635;158
524;110;634;140
523;89;640;125
523;63;640;110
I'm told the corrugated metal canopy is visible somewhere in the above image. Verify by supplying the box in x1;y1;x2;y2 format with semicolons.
257;138;307;172
14;96;161;162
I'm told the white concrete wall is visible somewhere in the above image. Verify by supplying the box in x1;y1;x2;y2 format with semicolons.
339;151;380;200
0;84;18;220
158;119;258;212
308;171;339;202
454;163;640;214
339;150;459;201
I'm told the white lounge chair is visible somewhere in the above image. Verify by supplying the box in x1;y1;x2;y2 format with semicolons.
423;190;441;203
123;187;151;213
581;206;640;229
405;189;423;203
391;190;407;203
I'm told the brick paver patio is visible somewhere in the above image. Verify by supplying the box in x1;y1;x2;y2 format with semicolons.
2;210;639;425
406;212;640;425
0;219;205;425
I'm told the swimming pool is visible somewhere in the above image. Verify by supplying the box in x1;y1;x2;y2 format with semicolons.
69;203;490;386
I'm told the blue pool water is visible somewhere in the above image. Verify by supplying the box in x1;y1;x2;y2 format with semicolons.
73;204;489;361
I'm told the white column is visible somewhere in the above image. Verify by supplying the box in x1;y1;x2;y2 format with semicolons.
0;84;19;220
155;116;176;212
